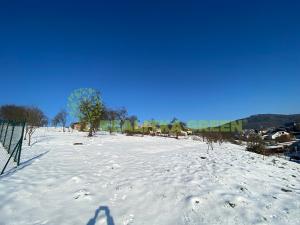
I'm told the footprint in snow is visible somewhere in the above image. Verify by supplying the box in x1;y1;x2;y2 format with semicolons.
224;201;236;208
281;188;292;193
239;186;247;192
186;196;203;208
122;214;134;225
73;189;91;200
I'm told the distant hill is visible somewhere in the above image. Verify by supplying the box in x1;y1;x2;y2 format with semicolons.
236;114;300;130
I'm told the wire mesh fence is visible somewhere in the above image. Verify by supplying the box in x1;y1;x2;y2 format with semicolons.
0;119;25;175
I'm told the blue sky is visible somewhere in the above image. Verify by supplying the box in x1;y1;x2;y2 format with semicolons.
0;0;299;122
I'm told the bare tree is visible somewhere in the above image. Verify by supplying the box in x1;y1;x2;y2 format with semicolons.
246;133;266;158
51;116;59;127
52;110;67;132
106;108;118;134
127;115;138;132
199;132;222;153
116;107;128;133
0;105;27;121
0;105;47;145
25;107;48;146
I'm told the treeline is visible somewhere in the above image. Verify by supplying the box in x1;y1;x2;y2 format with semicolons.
52;109;68;132
123;118;188;139
70;106;136;135
0;105;48;145
73;115;191;139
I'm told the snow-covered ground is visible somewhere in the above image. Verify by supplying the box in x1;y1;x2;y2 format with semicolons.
0;128;300;225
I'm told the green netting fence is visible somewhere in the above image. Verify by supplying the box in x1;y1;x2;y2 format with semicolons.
0;119;26;175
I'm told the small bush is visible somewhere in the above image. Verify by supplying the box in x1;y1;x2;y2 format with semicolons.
246;144;266;154
125;129;143;136
246;134;266;155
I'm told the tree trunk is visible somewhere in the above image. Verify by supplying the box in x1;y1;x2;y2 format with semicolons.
24;126;28;140
109;120;112;134
120;123;123;134
88;128;93;137
28;133;31;146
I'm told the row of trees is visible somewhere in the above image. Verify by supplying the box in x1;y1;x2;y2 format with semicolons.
73;106;139;136
0;105;48;145
124;118;187;139
93;106;131;135
65;88;191;139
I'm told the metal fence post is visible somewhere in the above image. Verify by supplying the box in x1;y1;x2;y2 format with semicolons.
8;124;15;154
0;121;4;141
16;122;25;165
3;123;9;147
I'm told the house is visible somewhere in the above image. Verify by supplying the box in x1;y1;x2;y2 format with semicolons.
180;130;188;136
71;122;81;131
186;129;193;135
264;131;290;140
71;122;90;131
155;128;162;135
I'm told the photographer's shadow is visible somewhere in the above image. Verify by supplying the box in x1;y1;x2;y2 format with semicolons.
87;206;115;225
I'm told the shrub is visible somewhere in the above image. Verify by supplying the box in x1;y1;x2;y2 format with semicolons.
124;129;143;136
246;133;266;155
160;124;170;136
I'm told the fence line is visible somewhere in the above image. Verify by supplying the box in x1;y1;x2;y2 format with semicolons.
0;119;25;175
